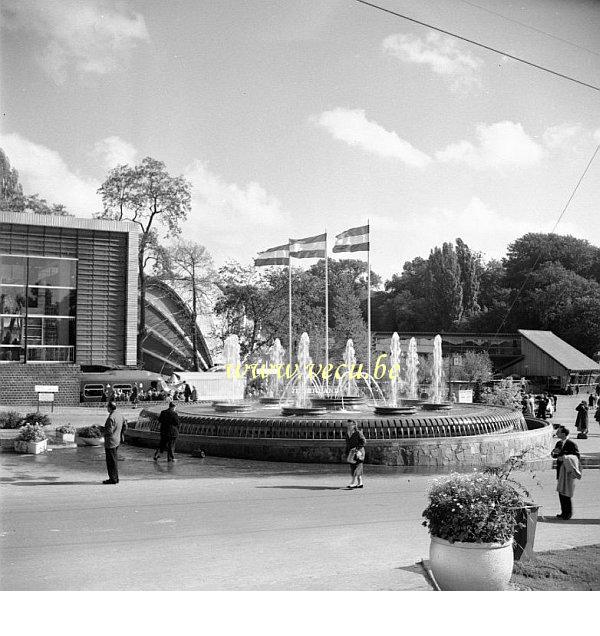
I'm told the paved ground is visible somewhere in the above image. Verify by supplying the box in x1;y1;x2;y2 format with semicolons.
1;395;599;590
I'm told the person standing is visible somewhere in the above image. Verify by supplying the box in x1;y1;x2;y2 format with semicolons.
184;382;192;403
103;401;126;485
551;427;582;520
575;401;589;439
154;401;180;462
344;420;366;490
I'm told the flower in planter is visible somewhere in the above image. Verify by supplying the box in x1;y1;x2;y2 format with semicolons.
0;411;24;429
76;425;104;438
56;424;76;435
23;412;52;428
422;472;525;544
16;423;47;443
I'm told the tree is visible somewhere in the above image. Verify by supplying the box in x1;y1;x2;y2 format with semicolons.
453;351;493;383
455;238;482;318
158;240;215;371
426;242;463;329
97;157;192;366
330;271;367;362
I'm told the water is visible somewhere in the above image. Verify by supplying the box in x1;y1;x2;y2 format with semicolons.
223;334;241;402
341;339;359;397
295;332;313;407
406;337;420;400
388;332;402;407
267;338;285;398
431;334;444;403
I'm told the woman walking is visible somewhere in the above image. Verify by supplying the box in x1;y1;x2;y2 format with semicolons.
344;420;366;490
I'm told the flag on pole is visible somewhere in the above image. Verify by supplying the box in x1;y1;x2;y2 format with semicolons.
290;233;326;259
254;243;290;266
332;225;369;253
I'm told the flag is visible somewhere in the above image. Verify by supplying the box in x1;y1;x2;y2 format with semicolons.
290;233;326;259
333;225;369;253
254;243;289;266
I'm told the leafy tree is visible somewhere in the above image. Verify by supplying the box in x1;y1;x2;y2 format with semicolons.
157;240;215;371
330;271;367;362
455;238;482;317
426;242;463;329
452;351;493;383
97;157;191;366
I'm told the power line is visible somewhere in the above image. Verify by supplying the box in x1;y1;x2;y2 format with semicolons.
492;143;600;337
353;0;600;92
459;0;600;58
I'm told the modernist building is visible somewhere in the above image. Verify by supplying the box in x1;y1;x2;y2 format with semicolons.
373;330;600;391
0;211;138;404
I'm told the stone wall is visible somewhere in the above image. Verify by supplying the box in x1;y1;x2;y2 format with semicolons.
0;364;81;406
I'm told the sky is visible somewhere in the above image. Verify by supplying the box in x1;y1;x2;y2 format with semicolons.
1;0;599;281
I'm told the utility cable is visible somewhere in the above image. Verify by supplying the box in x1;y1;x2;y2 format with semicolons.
353;0;600;92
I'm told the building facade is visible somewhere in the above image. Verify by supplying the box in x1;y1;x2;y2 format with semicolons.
0;211;138;405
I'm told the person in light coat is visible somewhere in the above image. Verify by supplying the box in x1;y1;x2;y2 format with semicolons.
551;427;582;520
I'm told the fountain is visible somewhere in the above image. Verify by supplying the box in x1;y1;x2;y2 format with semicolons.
280;332;326;416
402;337;422;406
212;334;252;412
128;331;552;469
373;332;417;416
259;338;286;405
422;334;452;410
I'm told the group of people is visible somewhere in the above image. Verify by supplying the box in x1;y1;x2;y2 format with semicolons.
99;381;198;405
521;392;557;419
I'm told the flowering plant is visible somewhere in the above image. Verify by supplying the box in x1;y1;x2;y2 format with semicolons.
56;424;76;434
0;411;24;429
16;423;47;443
23;412;52;427
422;472;525;544
77;425;103;438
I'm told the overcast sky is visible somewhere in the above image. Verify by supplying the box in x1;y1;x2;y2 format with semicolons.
1;0;599;280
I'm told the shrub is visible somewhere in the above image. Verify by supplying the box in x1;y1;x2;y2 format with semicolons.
481;377;522;410
16;423;47;443
422;472;525;544
23;412;52;427
0;411;24;429
76;425;104;438
56;424;76;434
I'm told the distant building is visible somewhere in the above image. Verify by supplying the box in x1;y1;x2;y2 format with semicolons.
373;330;600;392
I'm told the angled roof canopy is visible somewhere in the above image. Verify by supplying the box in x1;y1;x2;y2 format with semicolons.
519;330;600;372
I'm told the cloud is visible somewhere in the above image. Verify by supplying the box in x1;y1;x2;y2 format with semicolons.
315;108;431;168
0;132;101;214
93;136;138;170
1;0;148;84
436;121;544;169
543;123;584;149
383;31;482;91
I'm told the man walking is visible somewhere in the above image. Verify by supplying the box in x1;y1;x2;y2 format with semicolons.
103;401;126;484
154;401;180;462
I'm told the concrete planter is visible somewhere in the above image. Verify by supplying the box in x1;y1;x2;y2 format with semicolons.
429;536;514;591
76;435;105;446
55;433;76;443
14;439;48;455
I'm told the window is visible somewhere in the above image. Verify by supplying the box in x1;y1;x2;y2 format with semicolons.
84;384;104;398
0;254;77;363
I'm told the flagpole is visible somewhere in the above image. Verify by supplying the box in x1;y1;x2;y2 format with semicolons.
288;239;293;367
324;231;329;388
367;219;371;378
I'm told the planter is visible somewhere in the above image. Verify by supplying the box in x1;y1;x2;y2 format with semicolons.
55;433;75;443
14;439;48;455
429;536;514;591
513;504;539;561
76;435;105;446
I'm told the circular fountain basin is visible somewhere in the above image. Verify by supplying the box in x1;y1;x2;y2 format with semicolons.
258;397;281;405
373;405;417;416
280;405;327;417
401;399;424;406
212;402;253;413
311;396;365;411
421;402;454;411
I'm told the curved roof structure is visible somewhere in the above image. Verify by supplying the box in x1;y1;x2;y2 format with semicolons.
142;277;213;375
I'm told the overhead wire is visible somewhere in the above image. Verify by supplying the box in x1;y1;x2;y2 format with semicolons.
353;0;600;92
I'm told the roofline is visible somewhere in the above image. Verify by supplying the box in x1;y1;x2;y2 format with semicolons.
0;210;139;234
373;331;519;337
518;329;600;372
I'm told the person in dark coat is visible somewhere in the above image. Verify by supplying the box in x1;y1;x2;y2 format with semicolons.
154;401;180;462
103;401;126;484
551;427;581;519
575;401;589;439
344;420;366;489
536;394;547;419
184;382;192;403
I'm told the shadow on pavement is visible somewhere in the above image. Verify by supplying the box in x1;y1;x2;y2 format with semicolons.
539;517;600;525
9;481;99;486
255;485;345;491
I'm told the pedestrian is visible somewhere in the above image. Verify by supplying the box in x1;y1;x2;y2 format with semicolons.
130;384;138;405
594;405;600;427
551;427;582;520
344;420;366;490
536;394;547;419
154;401;180;462
103;401;126;485
184;382;192;403
527;394;536;418
575;401;589;439
575;385;579;395
588;392;597;408
191;386;198;403
546;397;554;419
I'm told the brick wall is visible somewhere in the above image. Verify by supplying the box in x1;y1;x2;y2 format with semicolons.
0;364;81;406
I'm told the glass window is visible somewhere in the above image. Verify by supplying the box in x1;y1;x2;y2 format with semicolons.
27;347;74;362
27;287;76;316
0;254;27;285
0;286;26;314
1;316;23;345
26;317;75;346
28;257;76;288
0;347;23;361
